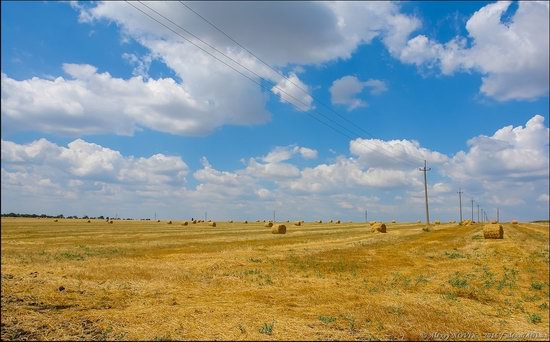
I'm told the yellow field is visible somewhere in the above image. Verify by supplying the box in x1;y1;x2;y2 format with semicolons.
1;218;549;341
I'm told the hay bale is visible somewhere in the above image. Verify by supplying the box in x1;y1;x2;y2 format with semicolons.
54;219;58;222
491;220;498;224
371;222;387;233
192;220;197;224
391;220;396;223
460;219;473;226
318;220;322;224
229;220;233;223
208;222;216;227
157;220;161;223
417;220;421;224
336;220;341;224
329;220;333;223
434;220;441;225
272;224;286;234
483;223;504;239
109;220;113;224
511;220;518;224
264;222;273;228
182;221;188;226
244;220;248;224
168;221;172;224
294;221;301;226
87;220;91;223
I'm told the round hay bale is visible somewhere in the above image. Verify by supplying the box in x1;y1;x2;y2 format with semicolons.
371;222;387;233
329;220;333;223
109;220;113;224
490;220;498;224
244;220;248;224
264;222;273;228
87;220;91;223
460;219;472;226
417;220;421;224
511;220;518;224
54;219;58;222
294;221;301;226
168;221;172;224
192;220;197;224
182;221;188;226
483;223;504;239
157;220;161;223
336;220;341;224
318;220;322;224
272;224;286;234
208;222;216;227
229;220;233;223
369;221;376;226
434;220;441;225
391;220;396;223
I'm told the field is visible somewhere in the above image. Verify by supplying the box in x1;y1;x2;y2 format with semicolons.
1;218;549;341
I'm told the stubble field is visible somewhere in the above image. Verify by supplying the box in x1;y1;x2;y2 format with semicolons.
1;218;549;340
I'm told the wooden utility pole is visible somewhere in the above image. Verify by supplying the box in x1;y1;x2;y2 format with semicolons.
365;209;368;222
457;188;463;222
477;204;480;223
471;199;474;221
419;160;431;225
205;211;207;221
497;208;499;222
273;210;275;222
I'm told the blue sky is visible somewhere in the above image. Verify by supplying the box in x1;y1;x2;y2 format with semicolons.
1;1;549;221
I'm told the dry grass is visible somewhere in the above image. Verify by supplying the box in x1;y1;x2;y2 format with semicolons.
1;218;549;341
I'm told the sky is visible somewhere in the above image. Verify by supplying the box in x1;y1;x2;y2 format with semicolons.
1;1;549;222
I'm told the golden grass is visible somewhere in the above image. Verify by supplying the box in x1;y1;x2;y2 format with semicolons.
1;218;549;340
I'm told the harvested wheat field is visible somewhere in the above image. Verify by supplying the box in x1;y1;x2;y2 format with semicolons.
1;218;549;341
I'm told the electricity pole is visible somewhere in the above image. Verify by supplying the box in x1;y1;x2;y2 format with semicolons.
477;204;479;223
273;210;275;222
365;209;368;222
205;211;207;221
497;208;499;222
457;188;463;222
471;199;474;221
154;212;156;221
419;160;431;225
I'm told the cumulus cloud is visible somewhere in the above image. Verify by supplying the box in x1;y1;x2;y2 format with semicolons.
350;138;449;169
329;76;388;111
2;115;548;221
262;145;318;163
444;115;549;182
2;1;421;137
393;1;550;101
1;64;269;136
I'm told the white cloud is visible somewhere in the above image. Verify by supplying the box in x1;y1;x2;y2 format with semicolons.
330;76;368;110
350;138;449;169
393;1;550;101
271;73;314;111
329;76;388;111
2;64;269;136
444;115;549;182
262;145;318;163
2;115;548;221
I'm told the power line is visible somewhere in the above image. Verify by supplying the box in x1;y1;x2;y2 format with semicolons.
128;1;423;169
177;1;399;154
